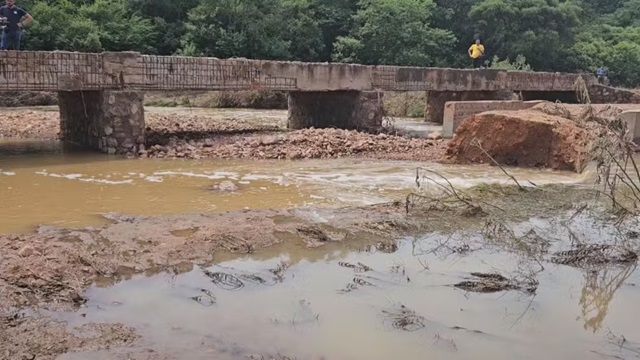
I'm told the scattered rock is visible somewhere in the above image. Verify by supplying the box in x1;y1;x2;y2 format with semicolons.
18;245;35;257
146;128;447;162
428;131;443;140
216;180;238;192
121;139;134;149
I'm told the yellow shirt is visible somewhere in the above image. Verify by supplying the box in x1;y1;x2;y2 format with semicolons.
469;44;485;58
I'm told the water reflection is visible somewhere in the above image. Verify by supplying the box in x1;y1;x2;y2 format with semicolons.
0;139;66;155
51;226;640;360
579;264;637;333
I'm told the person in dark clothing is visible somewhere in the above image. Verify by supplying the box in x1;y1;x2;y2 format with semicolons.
0;0;32;50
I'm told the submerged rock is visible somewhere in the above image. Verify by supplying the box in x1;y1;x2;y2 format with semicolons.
446;110;590;172
215;180;239;192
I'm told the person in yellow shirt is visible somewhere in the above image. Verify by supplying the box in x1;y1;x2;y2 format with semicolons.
468;39;485;69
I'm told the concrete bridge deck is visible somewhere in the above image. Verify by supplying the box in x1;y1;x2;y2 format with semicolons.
0;50;600;156
0;50;590;93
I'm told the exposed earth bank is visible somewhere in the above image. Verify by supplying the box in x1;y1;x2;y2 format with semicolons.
446;109;590;172
445;103;639;172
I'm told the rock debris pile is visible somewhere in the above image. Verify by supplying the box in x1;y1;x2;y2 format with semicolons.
143;128;447;161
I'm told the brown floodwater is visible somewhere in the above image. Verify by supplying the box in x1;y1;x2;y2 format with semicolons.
0;137;592;234
52;212;640;360
2;107;639;359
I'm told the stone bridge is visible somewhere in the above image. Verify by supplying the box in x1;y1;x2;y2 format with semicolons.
0;50;596;154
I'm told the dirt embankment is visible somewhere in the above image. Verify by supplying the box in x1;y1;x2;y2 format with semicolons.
446;108;591;172
445;103;635;172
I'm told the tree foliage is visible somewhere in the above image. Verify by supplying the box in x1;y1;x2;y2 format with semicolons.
332;0;455;66
14;0;640;86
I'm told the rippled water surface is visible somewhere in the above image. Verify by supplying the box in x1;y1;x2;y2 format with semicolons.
0;138;590;234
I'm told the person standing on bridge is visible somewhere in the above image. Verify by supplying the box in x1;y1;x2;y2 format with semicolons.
468;39;485;69
0;0;32;50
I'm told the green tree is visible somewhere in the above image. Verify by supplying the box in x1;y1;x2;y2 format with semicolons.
332;0;455;66
25;0;102;52
180;0;290;59
489;54;533;71
25;0;156;53
432;0;479;67
128;0;200;55
612;0;640;27
281;0;326;61
469;0;582;71
573;25;640;86
582;0;625;14
310;0;359;61
78;0;157;53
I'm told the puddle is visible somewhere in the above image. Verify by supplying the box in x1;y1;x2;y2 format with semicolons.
52;213;640;360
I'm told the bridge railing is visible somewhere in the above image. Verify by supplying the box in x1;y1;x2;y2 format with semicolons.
0;50;593;93
0;51;105;91
137;55;297;91
0;51;300;92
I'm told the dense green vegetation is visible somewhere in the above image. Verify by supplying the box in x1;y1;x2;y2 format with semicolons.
14;0;640;86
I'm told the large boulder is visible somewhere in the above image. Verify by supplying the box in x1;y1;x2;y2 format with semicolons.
445;110;591;172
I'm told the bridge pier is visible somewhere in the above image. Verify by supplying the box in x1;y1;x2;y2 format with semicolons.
59;90;145;155
424;90;514;123
287;91;383;131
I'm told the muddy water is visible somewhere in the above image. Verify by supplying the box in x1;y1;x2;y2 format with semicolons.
2;107;639;359
53;213;640;360
0;138;592;234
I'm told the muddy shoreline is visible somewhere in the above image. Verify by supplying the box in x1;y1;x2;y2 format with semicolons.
2;183;632;359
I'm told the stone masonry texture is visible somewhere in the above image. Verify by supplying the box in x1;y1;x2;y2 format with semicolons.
59;90;145;155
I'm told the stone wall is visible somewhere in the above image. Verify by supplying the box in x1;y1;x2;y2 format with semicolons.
588;85;640;104
287;91;383;131
59;90;145;155
442;100;544;138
